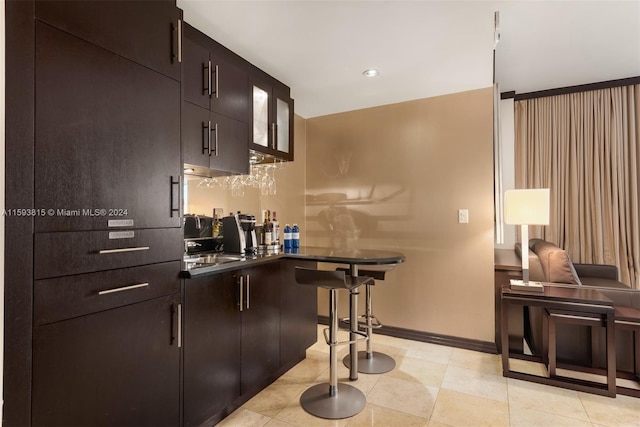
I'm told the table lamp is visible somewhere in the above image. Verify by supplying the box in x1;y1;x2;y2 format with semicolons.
504;188;550;292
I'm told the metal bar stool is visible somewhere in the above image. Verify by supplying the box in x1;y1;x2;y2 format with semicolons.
338;265;397;374
294;267;372;419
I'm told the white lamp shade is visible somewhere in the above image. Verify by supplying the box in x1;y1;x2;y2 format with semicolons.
504;189;550;225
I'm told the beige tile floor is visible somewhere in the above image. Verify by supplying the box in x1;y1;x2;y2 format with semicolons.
218;326;640;427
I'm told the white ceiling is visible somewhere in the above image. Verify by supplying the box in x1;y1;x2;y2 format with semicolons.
177;1;640;118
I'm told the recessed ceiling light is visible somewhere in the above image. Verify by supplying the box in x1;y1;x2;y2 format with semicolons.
362;69;379;77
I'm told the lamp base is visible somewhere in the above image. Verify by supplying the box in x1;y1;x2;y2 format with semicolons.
510;279;544;292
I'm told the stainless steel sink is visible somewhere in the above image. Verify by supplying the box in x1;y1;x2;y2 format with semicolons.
183;253;244;269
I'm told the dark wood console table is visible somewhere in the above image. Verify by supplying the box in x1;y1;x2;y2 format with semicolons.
501;285;616;397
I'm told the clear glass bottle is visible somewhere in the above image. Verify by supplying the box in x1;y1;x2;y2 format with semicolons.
271;211;280;245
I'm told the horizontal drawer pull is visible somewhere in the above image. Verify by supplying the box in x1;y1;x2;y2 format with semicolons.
98;282;149;296
615;319;640;326
549;313;602;323
98;246;150;254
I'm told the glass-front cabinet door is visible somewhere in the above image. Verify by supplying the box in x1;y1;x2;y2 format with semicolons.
250;74;294;161
252;84;270;149
275;87;293;157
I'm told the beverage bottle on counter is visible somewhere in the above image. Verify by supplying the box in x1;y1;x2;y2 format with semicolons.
212;212;220;237
283;224;292;249
292;223;300;248
271;211;280;245
262;210;273;245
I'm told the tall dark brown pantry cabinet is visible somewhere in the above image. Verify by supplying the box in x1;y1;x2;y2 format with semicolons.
34;22;181;232
4;1;184;426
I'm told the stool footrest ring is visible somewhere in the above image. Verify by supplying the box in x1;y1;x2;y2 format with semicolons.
323;328;368;347
341;315;383;329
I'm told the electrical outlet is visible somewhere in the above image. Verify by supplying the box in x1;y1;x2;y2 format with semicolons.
458;209;469;224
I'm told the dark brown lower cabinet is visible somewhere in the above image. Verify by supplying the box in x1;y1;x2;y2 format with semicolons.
183;260;290;426
32;293;181;427
183;271;241;427
280;259;318;367
239;262;282;395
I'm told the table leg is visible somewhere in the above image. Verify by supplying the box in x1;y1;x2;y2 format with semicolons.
606;309;616;397
501;294;510;375
548;313;557;377
349;264;359;381
542;309;549;369
634;328;640;377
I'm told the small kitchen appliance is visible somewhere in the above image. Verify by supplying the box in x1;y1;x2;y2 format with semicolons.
221;214;246;254
239;213;257;254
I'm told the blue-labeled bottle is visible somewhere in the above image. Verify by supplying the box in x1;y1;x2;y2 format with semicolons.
283;224;292;249
292;224;300;248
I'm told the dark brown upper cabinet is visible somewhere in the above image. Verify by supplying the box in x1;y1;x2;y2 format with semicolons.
35;0;182;81
182;23;250;175
182;102;249;175
34;22;181;232
183;25;249;124
251;72;294;161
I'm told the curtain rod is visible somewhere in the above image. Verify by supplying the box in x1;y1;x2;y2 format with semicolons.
500;76;640;101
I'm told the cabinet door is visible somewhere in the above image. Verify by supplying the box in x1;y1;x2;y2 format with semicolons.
35;0;181;80
32;294;181;427
183;104;249;174
35;23;181;232
183;36;211;110
251;79;272;152
273;85;294;161
209;112;250;175
184;273;241;427
240;262;281;394
182;101;212;168
210;50;250;123
250;76;294;161
280;259;318;366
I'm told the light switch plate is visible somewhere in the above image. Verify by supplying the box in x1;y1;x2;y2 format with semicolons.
458;209;469;224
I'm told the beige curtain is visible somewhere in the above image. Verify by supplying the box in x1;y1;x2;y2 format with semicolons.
515;84;640;288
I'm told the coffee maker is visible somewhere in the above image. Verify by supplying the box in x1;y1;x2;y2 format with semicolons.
239;214;257;254
221;214;246;254
221;213;257;254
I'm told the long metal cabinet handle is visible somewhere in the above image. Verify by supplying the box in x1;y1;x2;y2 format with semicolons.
213;123;219;157
239;275;244;312
170;175;180;217
203;121;211;155
203;61;211;95
98;246;149;254
98;282;149;295
177;19;182;63
214;65;219;99
177;303;182;348
246;274;250;309
171;22;177;62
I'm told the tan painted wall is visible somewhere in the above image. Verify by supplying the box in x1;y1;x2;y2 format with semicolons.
306;88;495;343
185;115;308;243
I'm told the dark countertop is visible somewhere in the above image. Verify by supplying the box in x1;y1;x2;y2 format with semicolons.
182;246;406;278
